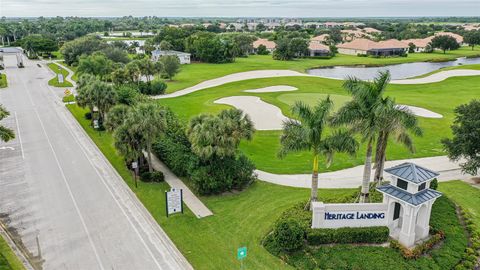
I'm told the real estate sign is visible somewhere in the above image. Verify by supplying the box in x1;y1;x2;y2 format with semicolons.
312;202;388;229
165;188;183;217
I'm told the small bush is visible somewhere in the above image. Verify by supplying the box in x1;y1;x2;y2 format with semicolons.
140;171;165;182
84;112;92;120
149;80;168;95
272;219;305;252
306;226;390;245
430;178;438;190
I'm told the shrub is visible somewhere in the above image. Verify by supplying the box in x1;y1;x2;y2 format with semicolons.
306;226;389;245
140;171;165;182
272;219;305;252
149;80;167;95
430;178;439;190
84;112;92;120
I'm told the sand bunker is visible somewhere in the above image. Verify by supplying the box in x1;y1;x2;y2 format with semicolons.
214;96;290;130
243;85;298;93
391;69;480;84
396;105;443;118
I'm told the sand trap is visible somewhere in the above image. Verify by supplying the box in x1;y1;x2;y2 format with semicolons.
214;96;290;130
391;69;480;84
244;85;298;93
396;105;443;118
154;70;309;99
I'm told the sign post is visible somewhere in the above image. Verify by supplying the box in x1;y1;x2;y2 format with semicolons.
237;246;247;269
165;188;183;217
58;73;64;84
131;161;138;188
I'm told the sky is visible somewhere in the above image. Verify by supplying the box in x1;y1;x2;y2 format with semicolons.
1;0;479;18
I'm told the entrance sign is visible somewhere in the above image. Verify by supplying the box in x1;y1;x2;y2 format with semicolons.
58;73;64;83
313;202;387;229
165;188;183;217
237;247;247;260
311;162;442;248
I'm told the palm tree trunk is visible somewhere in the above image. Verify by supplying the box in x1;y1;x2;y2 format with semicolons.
147;141;153;173
360;139;373;203
374;132;389;185
309;155;319;210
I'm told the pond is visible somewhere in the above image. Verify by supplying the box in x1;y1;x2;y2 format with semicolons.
307;57;480;80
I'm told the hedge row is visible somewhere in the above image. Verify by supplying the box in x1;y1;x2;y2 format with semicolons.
306;226;390;245
454;207;480;270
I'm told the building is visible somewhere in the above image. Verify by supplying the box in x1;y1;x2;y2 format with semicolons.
311;34;330;43
401;38;432;52
337;38;408;56
308;41;331;57
377;163;442;247
435;32;464;45
252;38;276;53
341;30;373;41
151;50;191;64
363;27;382;34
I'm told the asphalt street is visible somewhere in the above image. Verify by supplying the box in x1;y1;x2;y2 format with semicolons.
0;54;192;270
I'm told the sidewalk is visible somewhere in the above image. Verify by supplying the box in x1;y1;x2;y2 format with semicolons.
256;156;473;189
148;153;214;218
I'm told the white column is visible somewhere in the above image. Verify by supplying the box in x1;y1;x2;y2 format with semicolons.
418;201;434;240
399;204;417;248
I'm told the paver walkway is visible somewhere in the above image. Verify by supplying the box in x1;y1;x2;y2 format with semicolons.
256;156;473;189
148;153;213;218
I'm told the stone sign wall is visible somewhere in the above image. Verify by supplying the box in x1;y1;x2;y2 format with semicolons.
312;202;388;229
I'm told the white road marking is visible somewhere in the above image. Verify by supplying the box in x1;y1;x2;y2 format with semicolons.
14;112;25;159
23;79;106;270
0;146;15;150
40;71;165;269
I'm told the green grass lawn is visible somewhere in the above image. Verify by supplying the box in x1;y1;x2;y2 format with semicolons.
67;103;362;270
0;234;25;270
159;73;480;174
55;62;78;82
165;47;480;93
47;63;73;87
0;74;7;88
439;181;480;233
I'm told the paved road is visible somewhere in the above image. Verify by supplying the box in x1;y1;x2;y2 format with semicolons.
0;56;192;269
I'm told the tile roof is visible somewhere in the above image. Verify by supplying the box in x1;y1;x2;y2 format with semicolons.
435;32;464;43
401;37;432;48
377;184;442;206
253;38;276;50
308;41;330;51
311;34;329;42
384;162;439;184
337;38;409;51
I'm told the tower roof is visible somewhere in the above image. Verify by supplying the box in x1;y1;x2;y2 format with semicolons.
377;184;442;206
384;162;439;184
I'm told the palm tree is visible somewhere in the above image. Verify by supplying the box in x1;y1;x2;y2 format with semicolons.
187;109;254;161
332;71;390;203
127;103;167;172
279;97;358;208
0;105;15;142
373;98;423;184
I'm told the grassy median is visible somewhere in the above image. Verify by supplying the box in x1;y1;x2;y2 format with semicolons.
0;74;7;88
0;234;25;270
47;63;73;87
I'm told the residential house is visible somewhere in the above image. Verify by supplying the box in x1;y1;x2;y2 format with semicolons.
341;30;373;41
434;32;464;45
151;49;191;64
401;38;432;52
252;38;276;53
311;34;330;43
337;38;408;56
308;41;331;57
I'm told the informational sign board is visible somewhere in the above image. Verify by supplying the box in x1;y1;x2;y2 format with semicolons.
58;73;64;83
165;188;183;217
237;247;247;260
312;202;388;229
93;120;100;129
131;161;138;169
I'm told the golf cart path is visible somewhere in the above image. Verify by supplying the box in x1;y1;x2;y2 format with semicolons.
391;69;480;84
154;70;310;99
153;69;480;99
148;152;213;218
256;155;472;188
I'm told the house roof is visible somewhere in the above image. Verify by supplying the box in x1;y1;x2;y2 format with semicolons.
401;37;432;48
253;38;276;50
384;162;440;184
152;50;190;56
308;41;330;51
435;32;464;43
341;30;372;40
311;34;329;42
377;184;442;206
337;38;408;51
363;27;382;34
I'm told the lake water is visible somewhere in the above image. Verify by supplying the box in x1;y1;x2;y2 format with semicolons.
307;57;480;80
